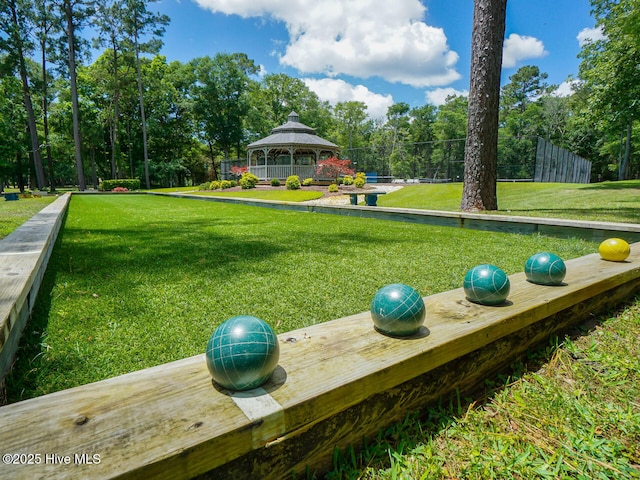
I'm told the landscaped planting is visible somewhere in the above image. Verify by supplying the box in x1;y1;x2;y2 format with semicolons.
6;194;596;402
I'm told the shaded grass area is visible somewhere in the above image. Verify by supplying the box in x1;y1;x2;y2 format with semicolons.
326;301;640;479
379;180;640;224
0;196;58;240
6;195;595;401
191;189;324;202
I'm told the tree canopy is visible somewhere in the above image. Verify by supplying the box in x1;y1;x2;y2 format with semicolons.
0;0;638;191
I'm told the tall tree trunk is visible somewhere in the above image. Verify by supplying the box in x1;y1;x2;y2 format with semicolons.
619;120;632;181
111;48;120;179
9;0;46;190
133;36;151;189
64;0;86;190
461;0;507;211
41;40;55;192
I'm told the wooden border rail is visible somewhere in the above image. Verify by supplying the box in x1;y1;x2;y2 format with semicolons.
1;241;639;479
0;194;71;386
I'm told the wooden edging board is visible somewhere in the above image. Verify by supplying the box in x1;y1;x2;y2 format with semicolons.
1;241;639;479
150;192;640;243
0;194;71;384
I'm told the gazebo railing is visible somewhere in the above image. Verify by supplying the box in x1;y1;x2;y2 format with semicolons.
249;165;317;181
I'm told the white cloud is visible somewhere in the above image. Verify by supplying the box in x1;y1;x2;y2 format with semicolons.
552;79;581;97
303;78;393;120
577;26;605;47
193;0;461;87
502;33;547;69
426;87;468;106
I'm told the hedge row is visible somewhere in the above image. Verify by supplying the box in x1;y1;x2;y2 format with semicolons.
100;179;141;191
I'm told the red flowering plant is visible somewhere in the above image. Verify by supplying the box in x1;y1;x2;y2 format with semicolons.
315;157;355;184
230;165;248;179
112;187;128;192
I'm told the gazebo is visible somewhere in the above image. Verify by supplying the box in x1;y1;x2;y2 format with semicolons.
246;112;340;181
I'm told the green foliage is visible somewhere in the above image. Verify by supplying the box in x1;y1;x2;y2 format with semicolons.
286;175;301;190
220;180;233;189
328;183;339;192
100;179;141;191
239;172;259;189
301;177;313;186
342;175;354;185
270;178;281;186
209;181;221;190
198;182;210;190
354;176;366;188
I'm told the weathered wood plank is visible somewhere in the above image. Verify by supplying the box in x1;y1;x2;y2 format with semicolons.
0;194;70;381
1;242;639;479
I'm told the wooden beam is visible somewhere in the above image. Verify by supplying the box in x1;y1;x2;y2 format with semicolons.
0;194;70;384
1;243;639;479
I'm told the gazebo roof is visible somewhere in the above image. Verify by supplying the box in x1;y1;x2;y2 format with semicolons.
247;112;339;151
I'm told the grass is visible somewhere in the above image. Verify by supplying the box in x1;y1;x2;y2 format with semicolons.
192;189;324;202
0;195;58;240
326;301;640;479
5;194;595;401
378;180;640;224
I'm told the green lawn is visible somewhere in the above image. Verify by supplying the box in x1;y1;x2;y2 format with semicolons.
6;194;595;401
0;195;58;239
378;180;640;224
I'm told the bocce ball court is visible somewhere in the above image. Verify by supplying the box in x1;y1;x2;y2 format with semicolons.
1;193;640;479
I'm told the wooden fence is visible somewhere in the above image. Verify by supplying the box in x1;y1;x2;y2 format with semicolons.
534;137;591;183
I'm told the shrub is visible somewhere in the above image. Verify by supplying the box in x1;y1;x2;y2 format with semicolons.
229;180;238;187
354;176;366;188
198;182;211;190
239;172;259;189
302;177;313;186
220;180;233;189
342;175;354;185
286;175;301;190
230;165;248;179
270;178;281;187
315;157;355;183
328;183;339;193
210;181;221;190
100;179;141;191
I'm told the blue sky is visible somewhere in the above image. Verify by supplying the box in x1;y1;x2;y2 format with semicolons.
147;0;602;119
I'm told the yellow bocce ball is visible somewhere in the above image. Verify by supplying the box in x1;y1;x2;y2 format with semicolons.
598;238;630;262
